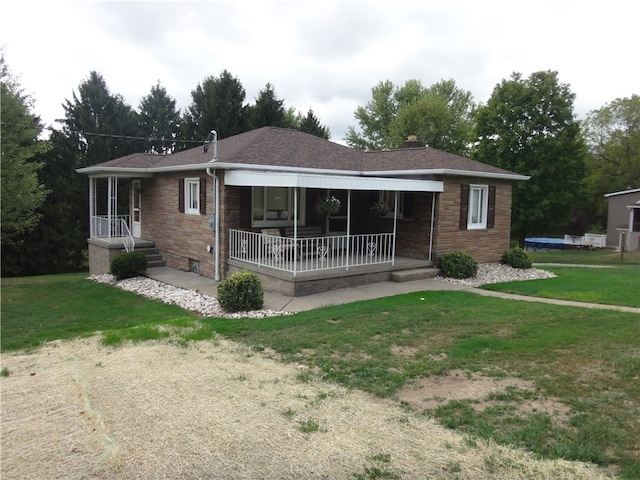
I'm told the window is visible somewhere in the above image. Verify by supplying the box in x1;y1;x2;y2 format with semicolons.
185;179;200;214
460;184;495;230
252;186;305;226
378;191;405;217
468;185;488;229
178;178;206;215
632;208;640;233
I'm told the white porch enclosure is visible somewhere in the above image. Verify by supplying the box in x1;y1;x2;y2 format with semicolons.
229;229;395;275
88;176;136;251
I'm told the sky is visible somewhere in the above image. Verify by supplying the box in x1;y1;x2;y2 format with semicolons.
2;0;638;145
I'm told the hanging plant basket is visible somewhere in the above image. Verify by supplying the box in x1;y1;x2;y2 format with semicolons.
369;201;391;217
315;196;341;216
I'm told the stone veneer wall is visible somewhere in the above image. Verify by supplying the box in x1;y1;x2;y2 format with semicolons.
140;172;513;280
433;176;513;263
141;171;217;279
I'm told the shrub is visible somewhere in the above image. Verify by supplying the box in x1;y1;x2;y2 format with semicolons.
217;270;264;312
110;251;147;280
502;246;533;269
438;251;478;279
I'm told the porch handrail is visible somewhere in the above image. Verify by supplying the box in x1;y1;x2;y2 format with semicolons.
229;229;394;275
120;219;135;252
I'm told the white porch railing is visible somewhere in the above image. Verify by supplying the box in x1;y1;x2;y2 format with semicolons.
90;215;135;251
229;229;395;275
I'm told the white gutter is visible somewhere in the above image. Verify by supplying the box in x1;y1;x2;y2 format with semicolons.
78;163;529;181
363;168;530;181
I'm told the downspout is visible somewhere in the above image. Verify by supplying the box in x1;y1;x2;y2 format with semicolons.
206;130;220;281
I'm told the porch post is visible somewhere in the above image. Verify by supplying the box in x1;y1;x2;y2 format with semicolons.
346;190;351;269
392;191;398;265
107;176;113;239
89;177;95;237
293;188;298;276
429;192;436;262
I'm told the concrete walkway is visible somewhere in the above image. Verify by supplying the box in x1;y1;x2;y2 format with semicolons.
145;266;640;314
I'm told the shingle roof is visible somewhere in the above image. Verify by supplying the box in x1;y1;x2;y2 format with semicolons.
78;126;524;179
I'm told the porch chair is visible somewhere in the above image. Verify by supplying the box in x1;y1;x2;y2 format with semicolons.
261;229;296;262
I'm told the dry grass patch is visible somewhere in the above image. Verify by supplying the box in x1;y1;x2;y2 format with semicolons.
1;338;610;480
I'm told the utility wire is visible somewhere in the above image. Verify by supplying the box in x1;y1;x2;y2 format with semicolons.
1;121;205;144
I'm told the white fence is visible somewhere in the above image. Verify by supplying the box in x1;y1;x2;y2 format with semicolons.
229;229;395;275
563;233;607;248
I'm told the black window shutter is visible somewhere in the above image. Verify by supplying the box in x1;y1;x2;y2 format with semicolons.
459;184;469;230
487;185;496;229
178;179;185;213
199;177;207;214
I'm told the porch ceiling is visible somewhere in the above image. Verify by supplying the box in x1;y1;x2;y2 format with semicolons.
224;170;444;192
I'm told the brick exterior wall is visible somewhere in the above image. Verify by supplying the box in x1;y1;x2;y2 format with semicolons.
137;171;513;280
433;176;513;263
141;172;216;278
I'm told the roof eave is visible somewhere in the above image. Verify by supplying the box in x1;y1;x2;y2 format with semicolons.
363;168;530;181
77;163;529;181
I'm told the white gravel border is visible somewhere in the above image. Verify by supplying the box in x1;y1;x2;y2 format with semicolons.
90;264;555;317
435;263;556;288
89;274;290;318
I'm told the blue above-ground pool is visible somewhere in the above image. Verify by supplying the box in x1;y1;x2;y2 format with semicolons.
524;237;565;250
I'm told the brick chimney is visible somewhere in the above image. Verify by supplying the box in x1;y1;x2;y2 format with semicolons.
402;135;423;148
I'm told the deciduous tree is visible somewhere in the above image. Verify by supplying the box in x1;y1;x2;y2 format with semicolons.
474;71;586;241
581;95;640;226
0;54;50;269
346;79;475;154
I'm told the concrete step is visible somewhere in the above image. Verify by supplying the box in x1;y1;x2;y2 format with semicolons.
390;267;439;283
147;259;167;269
135;244;166;269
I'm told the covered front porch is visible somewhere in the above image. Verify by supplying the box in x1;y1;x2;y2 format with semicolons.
223;170;443;295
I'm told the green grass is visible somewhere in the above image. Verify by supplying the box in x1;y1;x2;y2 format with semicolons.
1;273;198;351
2;273;639;477
482;265;640;307
529;248;640;266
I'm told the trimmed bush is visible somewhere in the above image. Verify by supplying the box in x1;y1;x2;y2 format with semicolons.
502;246;533;269
217;270;264;312
438;251;478;279
110;251;147;280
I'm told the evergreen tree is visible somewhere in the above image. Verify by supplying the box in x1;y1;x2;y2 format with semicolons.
139;81;181;154
61;71;143;166
181;70;248;143
474;71;586;242
299;108;330;139
248;82;286;129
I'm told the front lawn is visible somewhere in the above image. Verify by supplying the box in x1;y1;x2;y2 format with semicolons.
482;265;640;307
2;273;639;477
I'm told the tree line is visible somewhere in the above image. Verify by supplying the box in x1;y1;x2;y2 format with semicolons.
347;73;639;244
1;59;330;276
2;52;638;276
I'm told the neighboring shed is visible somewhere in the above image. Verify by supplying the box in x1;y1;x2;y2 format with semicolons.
604;188;640;251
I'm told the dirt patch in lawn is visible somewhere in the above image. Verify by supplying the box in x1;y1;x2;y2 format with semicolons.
1;338;603;479
395;369;572;424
